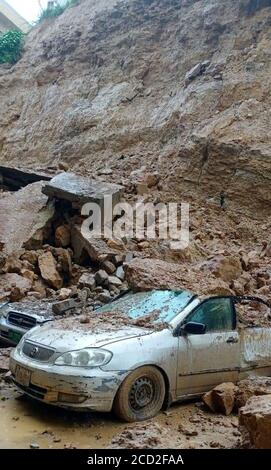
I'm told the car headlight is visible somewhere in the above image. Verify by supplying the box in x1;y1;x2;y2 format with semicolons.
54;348;112;368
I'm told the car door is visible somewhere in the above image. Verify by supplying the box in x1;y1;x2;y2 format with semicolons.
234;297;271;378
176;297;240;397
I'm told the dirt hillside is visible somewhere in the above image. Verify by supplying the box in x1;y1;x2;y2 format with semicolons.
0;0;271;214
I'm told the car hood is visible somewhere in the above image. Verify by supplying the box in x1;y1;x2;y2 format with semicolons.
23;322;153;351
6;302;54;323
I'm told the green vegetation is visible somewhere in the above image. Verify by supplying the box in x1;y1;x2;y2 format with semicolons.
38;0;79;22
0;30;24;65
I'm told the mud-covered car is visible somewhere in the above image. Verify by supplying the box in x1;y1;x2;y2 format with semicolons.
10;290;271;422
0;302;54;346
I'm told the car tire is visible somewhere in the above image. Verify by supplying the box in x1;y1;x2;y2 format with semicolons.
113;366;165;422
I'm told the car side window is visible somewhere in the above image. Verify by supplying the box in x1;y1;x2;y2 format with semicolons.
187;298;234;332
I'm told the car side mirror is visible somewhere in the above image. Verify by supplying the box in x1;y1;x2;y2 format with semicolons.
181;322;206;335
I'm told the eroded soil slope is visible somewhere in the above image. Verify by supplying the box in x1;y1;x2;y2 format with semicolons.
0;0;271;213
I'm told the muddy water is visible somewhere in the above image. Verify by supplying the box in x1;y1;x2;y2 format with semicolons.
0;385;126;449
0;382;239;449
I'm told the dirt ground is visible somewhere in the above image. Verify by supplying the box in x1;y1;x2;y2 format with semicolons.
0;346;239;450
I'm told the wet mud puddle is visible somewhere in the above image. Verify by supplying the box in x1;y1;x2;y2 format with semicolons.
0;383;239;449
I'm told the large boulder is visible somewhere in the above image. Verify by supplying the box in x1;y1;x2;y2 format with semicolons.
203;382;238;415
38;251;63;290
124;258;187;291
239;395;271;448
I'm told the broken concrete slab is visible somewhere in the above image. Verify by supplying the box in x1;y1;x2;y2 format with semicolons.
0;181;55;255
0;165;51;191
71;225;118;263
52;298;82;315
42;172;123;208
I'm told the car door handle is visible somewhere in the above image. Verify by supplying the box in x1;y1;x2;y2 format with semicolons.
226;336;239;344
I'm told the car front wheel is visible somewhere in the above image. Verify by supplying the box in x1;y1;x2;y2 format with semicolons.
113;366;165;422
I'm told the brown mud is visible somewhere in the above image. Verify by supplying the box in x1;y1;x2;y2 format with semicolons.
0;374;239;449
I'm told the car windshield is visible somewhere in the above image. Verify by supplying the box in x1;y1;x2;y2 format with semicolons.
96;290;194;323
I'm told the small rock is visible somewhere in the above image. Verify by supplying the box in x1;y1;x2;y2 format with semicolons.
144;173;160;188
107;238;125;250
80;315;90;324
114;254;126;265
58;288;72;300
97;168;113;176
55;225;71;248
79;273;96;291
107;276;123;288
136;182;149;195
138;241;150;250
102;260;116;274
30;442;40;449
185;62;203;82
53;248;72;276
115;266;125;281
95;269;108;285
97;290;112;304
3;255;22;274
20;251;38;267
52;298;80;315
125;252;134;263
20;268;36;284
58;162;69;171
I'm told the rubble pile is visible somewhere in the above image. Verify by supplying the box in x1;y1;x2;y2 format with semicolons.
202;377;271;448
110;422;172;449
0;167;270;327
203;377;271;415
0;172;130;310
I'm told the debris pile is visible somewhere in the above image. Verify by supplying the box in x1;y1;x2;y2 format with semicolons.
236;376;271;408
0;172;130;310
203;377;271;416
110;422;170;449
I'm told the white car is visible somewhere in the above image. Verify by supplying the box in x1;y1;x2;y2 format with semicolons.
10;290;271;422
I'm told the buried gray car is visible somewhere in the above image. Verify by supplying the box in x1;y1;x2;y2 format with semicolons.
0;302;54;346
10;290;271;422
